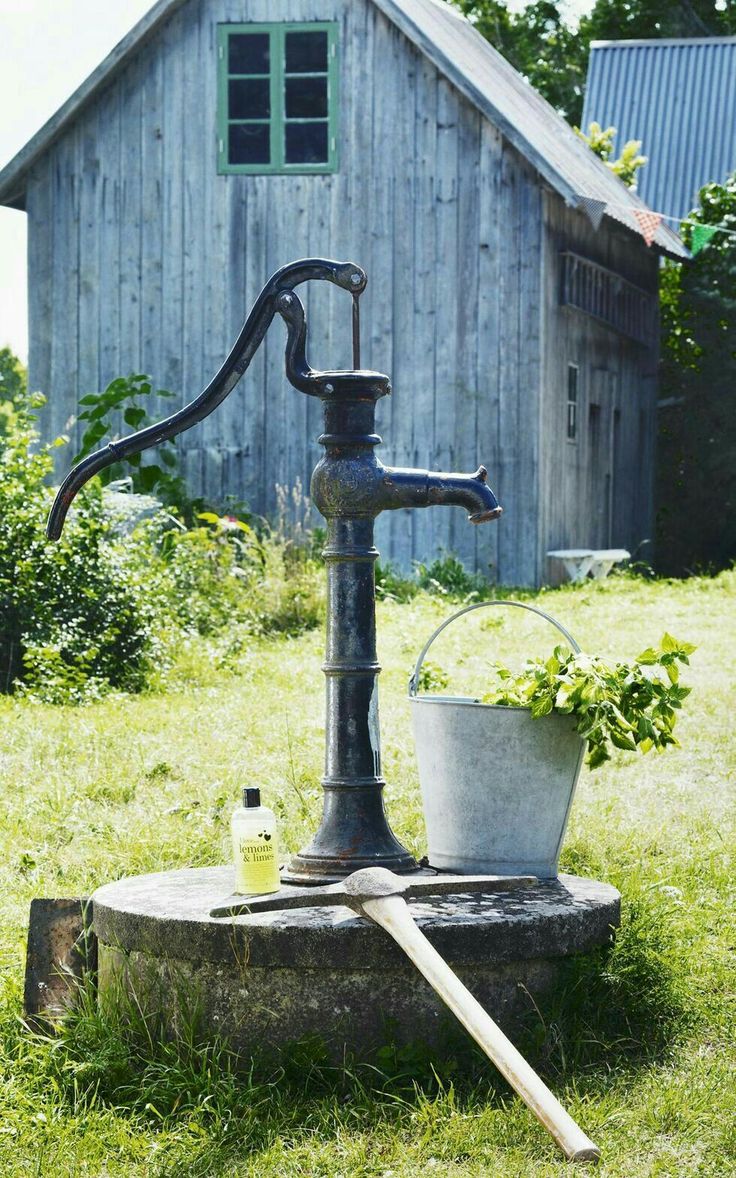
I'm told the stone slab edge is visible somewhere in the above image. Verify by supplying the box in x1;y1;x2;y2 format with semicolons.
92;868;620;970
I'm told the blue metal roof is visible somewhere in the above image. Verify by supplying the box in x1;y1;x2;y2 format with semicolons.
583;37;736;221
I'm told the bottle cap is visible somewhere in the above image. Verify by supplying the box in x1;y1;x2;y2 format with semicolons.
242;787;261;808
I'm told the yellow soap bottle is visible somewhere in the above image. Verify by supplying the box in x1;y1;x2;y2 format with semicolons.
231;787;281;895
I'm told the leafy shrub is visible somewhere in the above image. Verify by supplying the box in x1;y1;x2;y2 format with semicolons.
0;397;157;701
144;512;266;636
246;542;325;637
0;399;325;703
0;347;27;436
415;553;489;599
136;509;325;642
0;364;327;702
482;633;695;768
375;560;419;602
75;374;186;504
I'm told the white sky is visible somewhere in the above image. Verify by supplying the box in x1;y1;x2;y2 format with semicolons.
0;0;594;365
0;0;155;362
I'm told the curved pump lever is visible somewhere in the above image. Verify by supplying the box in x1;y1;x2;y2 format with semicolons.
46;258;367;540
277;287;335;395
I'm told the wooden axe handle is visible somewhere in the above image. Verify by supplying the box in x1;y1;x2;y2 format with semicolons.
361;894;600;1164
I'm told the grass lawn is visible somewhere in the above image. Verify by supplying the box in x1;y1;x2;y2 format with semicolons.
0;570;734;1176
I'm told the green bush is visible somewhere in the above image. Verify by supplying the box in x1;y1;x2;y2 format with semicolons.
143;513;266;636
0;347;27;436
0;357;328;702
139;511;325;641
0;399;326;703
75;373;186;504
144;511;322;640
415;553;490;599
0;397;157;702
245;538;325;637
375;560;419;602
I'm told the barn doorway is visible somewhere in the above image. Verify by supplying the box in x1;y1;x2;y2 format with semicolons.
588;369;619;547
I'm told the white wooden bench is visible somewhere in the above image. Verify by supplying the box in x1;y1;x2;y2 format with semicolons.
547;548;630;583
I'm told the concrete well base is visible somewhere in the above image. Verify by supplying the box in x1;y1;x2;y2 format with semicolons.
92;867;620;1059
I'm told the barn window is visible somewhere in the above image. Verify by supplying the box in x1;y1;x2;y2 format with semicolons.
567;364;579;441
218;23;338;174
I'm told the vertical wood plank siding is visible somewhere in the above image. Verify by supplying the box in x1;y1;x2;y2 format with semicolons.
27;0;655;586
97;85;122;414
539;192;660;577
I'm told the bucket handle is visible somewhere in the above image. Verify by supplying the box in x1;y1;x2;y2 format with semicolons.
408;600;581;697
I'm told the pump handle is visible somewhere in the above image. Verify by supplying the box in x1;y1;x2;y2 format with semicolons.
46;258;366;540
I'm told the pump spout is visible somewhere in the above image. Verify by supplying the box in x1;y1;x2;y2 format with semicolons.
380;464;502;523
311;453;502;524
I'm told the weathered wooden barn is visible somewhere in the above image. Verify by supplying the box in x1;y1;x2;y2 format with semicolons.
0;0;687;584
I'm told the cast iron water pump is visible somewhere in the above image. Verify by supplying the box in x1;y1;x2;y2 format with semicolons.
47;259;502;883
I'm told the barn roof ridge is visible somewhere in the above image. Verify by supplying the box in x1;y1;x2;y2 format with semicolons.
0;0;687;258
590;35;736;48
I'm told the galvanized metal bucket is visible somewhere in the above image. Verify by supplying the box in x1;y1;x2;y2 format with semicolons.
409;601;585;879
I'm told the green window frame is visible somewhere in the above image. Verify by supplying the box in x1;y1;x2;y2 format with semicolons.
217;22;338;175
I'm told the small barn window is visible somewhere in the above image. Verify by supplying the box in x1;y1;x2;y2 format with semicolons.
218;23;338;174
567;364;579;441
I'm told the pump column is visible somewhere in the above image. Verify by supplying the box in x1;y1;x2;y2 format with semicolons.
284;390;416;883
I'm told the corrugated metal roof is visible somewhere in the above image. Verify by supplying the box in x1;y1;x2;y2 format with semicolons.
0;0;687;257
583;37;736;221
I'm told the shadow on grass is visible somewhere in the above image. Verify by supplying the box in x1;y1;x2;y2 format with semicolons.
371;874;695;1099
519;899;693;1079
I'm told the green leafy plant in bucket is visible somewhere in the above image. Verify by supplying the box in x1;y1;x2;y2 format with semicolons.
482;634;696;768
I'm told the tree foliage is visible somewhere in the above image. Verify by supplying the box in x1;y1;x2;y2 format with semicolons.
657;175;736;574
452;1;587;122
453;0;736;125
0;347;27;434
580;0;736;43
576;121;647;187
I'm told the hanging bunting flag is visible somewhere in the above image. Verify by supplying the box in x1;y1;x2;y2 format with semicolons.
690;223;719;255
588;197;736;248
577;196;607;231
633;209;663;246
